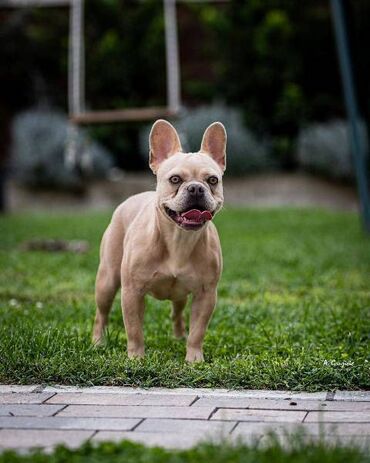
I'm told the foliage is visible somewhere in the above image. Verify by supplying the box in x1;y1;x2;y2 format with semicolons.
1;437;369;463
11;109;113;190
213;1;304;166
0;209;369;389
1;1;370;174
296;120;369;181
139;104;273;175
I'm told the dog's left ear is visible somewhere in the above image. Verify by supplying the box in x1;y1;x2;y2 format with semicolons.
200;122;227;172
149;120;182;173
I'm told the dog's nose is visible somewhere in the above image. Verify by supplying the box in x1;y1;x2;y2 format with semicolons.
187;183;205;198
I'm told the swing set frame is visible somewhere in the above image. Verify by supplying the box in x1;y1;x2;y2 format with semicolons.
2;0;182;124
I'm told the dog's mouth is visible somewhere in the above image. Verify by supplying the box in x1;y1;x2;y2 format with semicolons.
164;206;213;230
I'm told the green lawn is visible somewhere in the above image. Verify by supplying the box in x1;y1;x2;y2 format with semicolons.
1;438;369;463
0;208;369;390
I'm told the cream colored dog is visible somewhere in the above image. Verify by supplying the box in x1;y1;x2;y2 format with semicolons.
93;119;226;362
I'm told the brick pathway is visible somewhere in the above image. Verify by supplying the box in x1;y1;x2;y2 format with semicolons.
0;386;369;452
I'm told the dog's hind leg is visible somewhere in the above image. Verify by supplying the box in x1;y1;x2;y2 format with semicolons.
172;298;187;339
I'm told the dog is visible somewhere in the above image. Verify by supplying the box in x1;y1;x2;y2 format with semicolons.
93;119;226;362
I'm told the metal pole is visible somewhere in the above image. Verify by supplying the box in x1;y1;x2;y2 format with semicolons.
330;0;370;232
68;0;84;115
66;0;84;168
164;0;181;113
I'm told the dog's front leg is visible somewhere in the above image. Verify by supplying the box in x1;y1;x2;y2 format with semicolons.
186;288;217;363
121;285;145;359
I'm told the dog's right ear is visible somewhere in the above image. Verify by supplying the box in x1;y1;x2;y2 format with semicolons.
149;120;182;173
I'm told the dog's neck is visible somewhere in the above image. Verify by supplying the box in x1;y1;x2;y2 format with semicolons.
155;205;206;269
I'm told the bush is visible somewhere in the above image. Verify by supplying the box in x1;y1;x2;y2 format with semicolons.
11;109;113;190
139;104;274;175
296;119;368;181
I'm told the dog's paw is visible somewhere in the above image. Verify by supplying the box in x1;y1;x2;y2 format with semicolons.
185;348;204;363
92;335;105;347
127;346;145;359
173;326;187;340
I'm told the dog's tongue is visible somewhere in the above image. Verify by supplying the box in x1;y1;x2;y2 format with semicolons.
181;209;212;222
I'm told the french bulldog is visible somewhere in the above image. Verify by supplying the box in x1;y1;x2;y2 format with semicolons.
93;119;226;362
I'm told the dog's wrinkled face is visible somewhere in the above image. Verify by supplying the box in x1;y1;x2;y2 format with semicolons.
157;153;224;230
149;120;226;231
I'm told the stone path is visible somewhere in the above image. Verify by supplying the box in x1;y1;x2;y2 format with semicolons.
0;386;369;452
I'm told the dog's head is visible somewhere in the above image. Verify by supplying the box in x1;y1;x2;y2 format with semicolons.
149;119;226;231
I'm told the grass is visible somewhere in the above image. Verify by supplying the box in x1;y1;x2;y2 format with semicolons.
1;438;369;463
0;208;369;390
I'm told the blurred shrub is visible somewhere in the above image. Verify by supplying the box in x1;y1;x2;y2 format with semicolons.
139;104;274;175
296;119;368;181
11;109;113;190
216;3;306;168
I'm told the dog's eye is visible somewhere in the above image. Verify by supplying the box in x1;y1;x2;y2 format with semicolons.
169;175;182;184
208;176;218;185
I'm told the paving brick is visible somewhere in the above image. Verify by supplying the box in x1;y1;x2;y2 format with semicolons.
0;429;93;449
193;397;370;411
268;392;327;400
46;393;144;406
334;391;370;402
59;405;214;419
0;404;65;417
136;418;235;435
289;391;328;400
193;397;252;408
46;393;196;406
44;386;141;394
211;408;306;422
200;390;327;400
92;431;207;449
232;422;306;438
322;423;370;435
44;386;228;395
43;386;96;393
199;390;325;400
43;387;327;400
232;421;370;437
0;385;39;393
0;416;141;430
140;395;197;406
305;411;370;423
0;393;55;404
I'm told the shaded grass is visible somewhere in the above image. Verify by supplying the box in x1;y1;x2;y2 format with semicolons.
0;208;369;389
1;438;369;463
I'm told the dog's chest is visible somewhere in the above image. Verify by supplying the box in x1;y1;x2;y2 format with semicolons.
147;263;196;300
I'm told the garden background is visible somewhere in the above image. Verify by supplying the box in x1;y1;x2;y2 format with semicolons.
1;0;370;186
